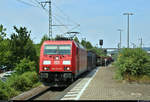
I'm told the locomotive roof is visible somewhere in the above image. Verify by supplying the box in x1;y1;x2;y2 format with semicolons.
42;40;87;50
42;40;74;45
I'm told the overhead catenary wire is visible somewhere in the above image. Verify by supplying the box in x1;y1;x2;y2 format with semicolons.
63;24;80;35
16;0;38;7
50;4;81;36
29;0;40;6
39;6;69;31
52;15;69;30
17;0;79;29
33;0;43;7
53;13;69;24
41;4;79;33
40;5;71;36
29;0;44;8
39;2;70;30
52;2;79;26
15;0;80;38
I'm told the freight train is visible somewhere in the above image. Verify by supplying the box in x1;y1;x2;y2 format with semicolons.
96;56;114;66
39;40;112;87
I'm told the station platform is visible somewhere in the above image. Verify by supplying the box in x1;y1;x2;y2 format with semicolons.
78;66;150;100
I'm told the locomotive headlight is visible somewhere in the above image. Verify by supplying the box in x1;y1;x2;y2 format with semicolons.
43;60;51;65
64;67;70;71
67;67;70;70
63;60;71;65
44;67;49;70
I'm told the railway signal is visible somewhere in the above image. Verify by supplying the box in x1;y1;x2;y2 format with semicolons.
99;39;103;48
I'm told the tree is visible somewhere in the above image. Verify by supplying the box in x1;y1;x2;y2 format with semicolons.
81;39;86;48
81;39;93;49
0;39;12;70
10;26;37;67
0;24;6;41
86;41;93;49
73;37;80;43
90;47;107;57
0;25;12;70
40;34;49;46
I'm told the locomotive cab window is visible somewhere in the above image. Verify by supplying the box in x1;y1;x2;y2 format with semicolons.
44;44;71;55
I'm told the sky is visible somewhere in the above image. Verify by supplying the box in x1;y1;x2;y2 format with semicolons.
0;0;150;48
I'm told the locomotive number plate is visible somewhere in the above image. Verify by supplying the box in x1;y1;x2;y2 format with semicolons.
54;61;60;64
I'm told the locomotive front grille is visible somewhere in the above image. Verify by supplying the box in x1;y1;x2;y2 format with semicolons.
40;72;73;82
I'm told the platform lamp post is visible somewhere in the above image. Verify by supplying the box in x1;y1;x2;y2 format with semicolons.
123;12;134;48
117;29;123;49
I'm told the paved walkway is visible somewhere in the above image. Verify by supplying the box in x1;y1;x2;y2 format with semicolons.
79;66;150;100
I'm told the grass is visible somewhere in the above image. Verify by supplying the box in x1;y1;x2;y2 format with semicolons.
32;82;42;88
124;74;150;84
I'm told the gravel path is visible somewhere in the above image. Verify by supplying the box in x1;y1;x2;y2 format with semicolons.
79;66;150;100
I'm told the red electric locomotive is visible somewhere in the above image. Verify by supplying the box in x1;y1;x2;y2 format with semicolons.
39;40;87;86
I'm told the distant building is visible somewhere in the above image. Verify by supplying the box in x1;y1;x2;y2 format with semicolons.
143;47;150;54
147;51;150;54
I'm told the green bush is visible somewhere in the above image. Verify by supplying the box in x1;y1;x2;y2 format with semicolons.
7;71;39;91
15;58;36;74
8;74;32;92
0;71;40;100
0;80;18;100
21;71;39;86
115;48;150;80
0;81;9;100
1;71;40;100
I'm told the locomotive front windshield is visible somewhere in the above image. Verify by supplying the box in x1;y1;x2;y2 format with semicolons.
44;44;71;55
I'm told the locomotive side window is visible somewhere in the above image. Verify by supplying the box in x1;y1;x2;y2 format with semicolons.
44;44;71;55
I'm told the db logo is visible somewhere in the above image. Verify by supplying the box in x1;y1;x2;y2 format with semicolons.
54;61;60;64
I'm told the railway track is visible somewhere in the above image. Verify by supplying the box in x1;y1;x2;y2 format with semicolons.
11;68;94;101
33;71;91;100
11;85;50;100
